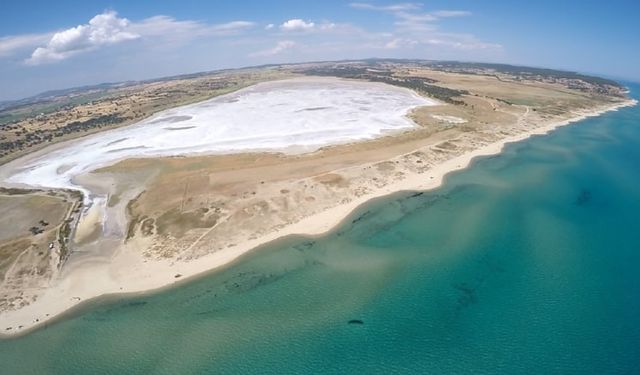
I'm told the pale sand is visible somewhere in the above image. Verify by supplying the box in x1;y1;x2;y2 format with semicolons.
0;99;636;337
73;198;104;244
431;114;467;124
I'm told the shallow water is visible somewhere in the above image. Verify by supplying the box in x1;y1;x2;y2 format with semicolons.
1;85;639;374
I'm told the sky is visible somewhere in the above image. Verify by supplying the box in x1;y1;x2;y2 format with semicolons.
1;0;639;101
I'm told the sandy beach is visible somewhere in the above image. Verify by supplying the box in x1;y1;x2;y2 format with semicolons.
4;1;640;370
0;95;635;337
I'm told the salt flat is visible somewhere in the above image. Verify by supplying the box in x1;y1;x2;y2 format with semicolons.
5;78;433;195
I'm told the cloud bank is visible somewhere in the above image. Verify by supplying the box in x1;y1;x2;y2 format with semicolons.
0;4;505;100
27;11;139;65
250;40;296;57
23;11;256;65
350;2;500;51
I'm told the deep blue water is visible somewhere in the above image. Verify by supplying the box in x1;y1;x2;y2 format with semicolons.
1;85;639;374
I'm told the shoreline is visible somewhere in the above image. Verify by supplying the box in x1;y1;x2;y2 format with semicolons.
0;98;636;339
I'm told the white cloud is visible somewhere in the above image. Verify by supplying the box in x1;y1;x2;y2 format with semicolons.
130;16;254;38
382;9;471;33
384;38;402;49
210;21;255;34
351;2;471;33
275;19;350;34
423;35;501;50
1;5;504;101
350;2;495;51
394;11;438;32
27;11;139;65
431;10;472;18
350;2;470;19
128;15;201;37
383;38;418;49
319;22;337;31
349;2;421;12
280;19;315;32
396;12;438;23
23;13;256;65
250;40;296;57
0;33;52;57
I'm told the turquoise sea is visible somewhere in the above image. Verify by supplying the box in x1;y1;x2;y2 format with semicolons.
1;84;639;374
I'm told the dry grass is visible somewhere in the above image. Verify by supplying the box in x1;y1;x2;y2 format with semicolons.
0;190;77;310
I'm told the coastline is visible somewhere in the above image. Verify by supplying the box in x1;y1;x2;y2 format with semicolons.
0;98;636;338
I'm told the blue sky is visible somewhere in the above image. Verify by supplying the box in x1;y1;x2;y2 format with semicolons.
1;0;639;101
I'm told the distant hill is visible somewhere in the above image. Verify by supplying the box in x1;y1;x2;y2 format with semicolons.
1;59;624;113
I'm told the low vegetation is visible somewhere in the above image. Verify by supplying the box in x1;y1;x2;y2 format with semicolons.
300;65;470;104
423;61;626;96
